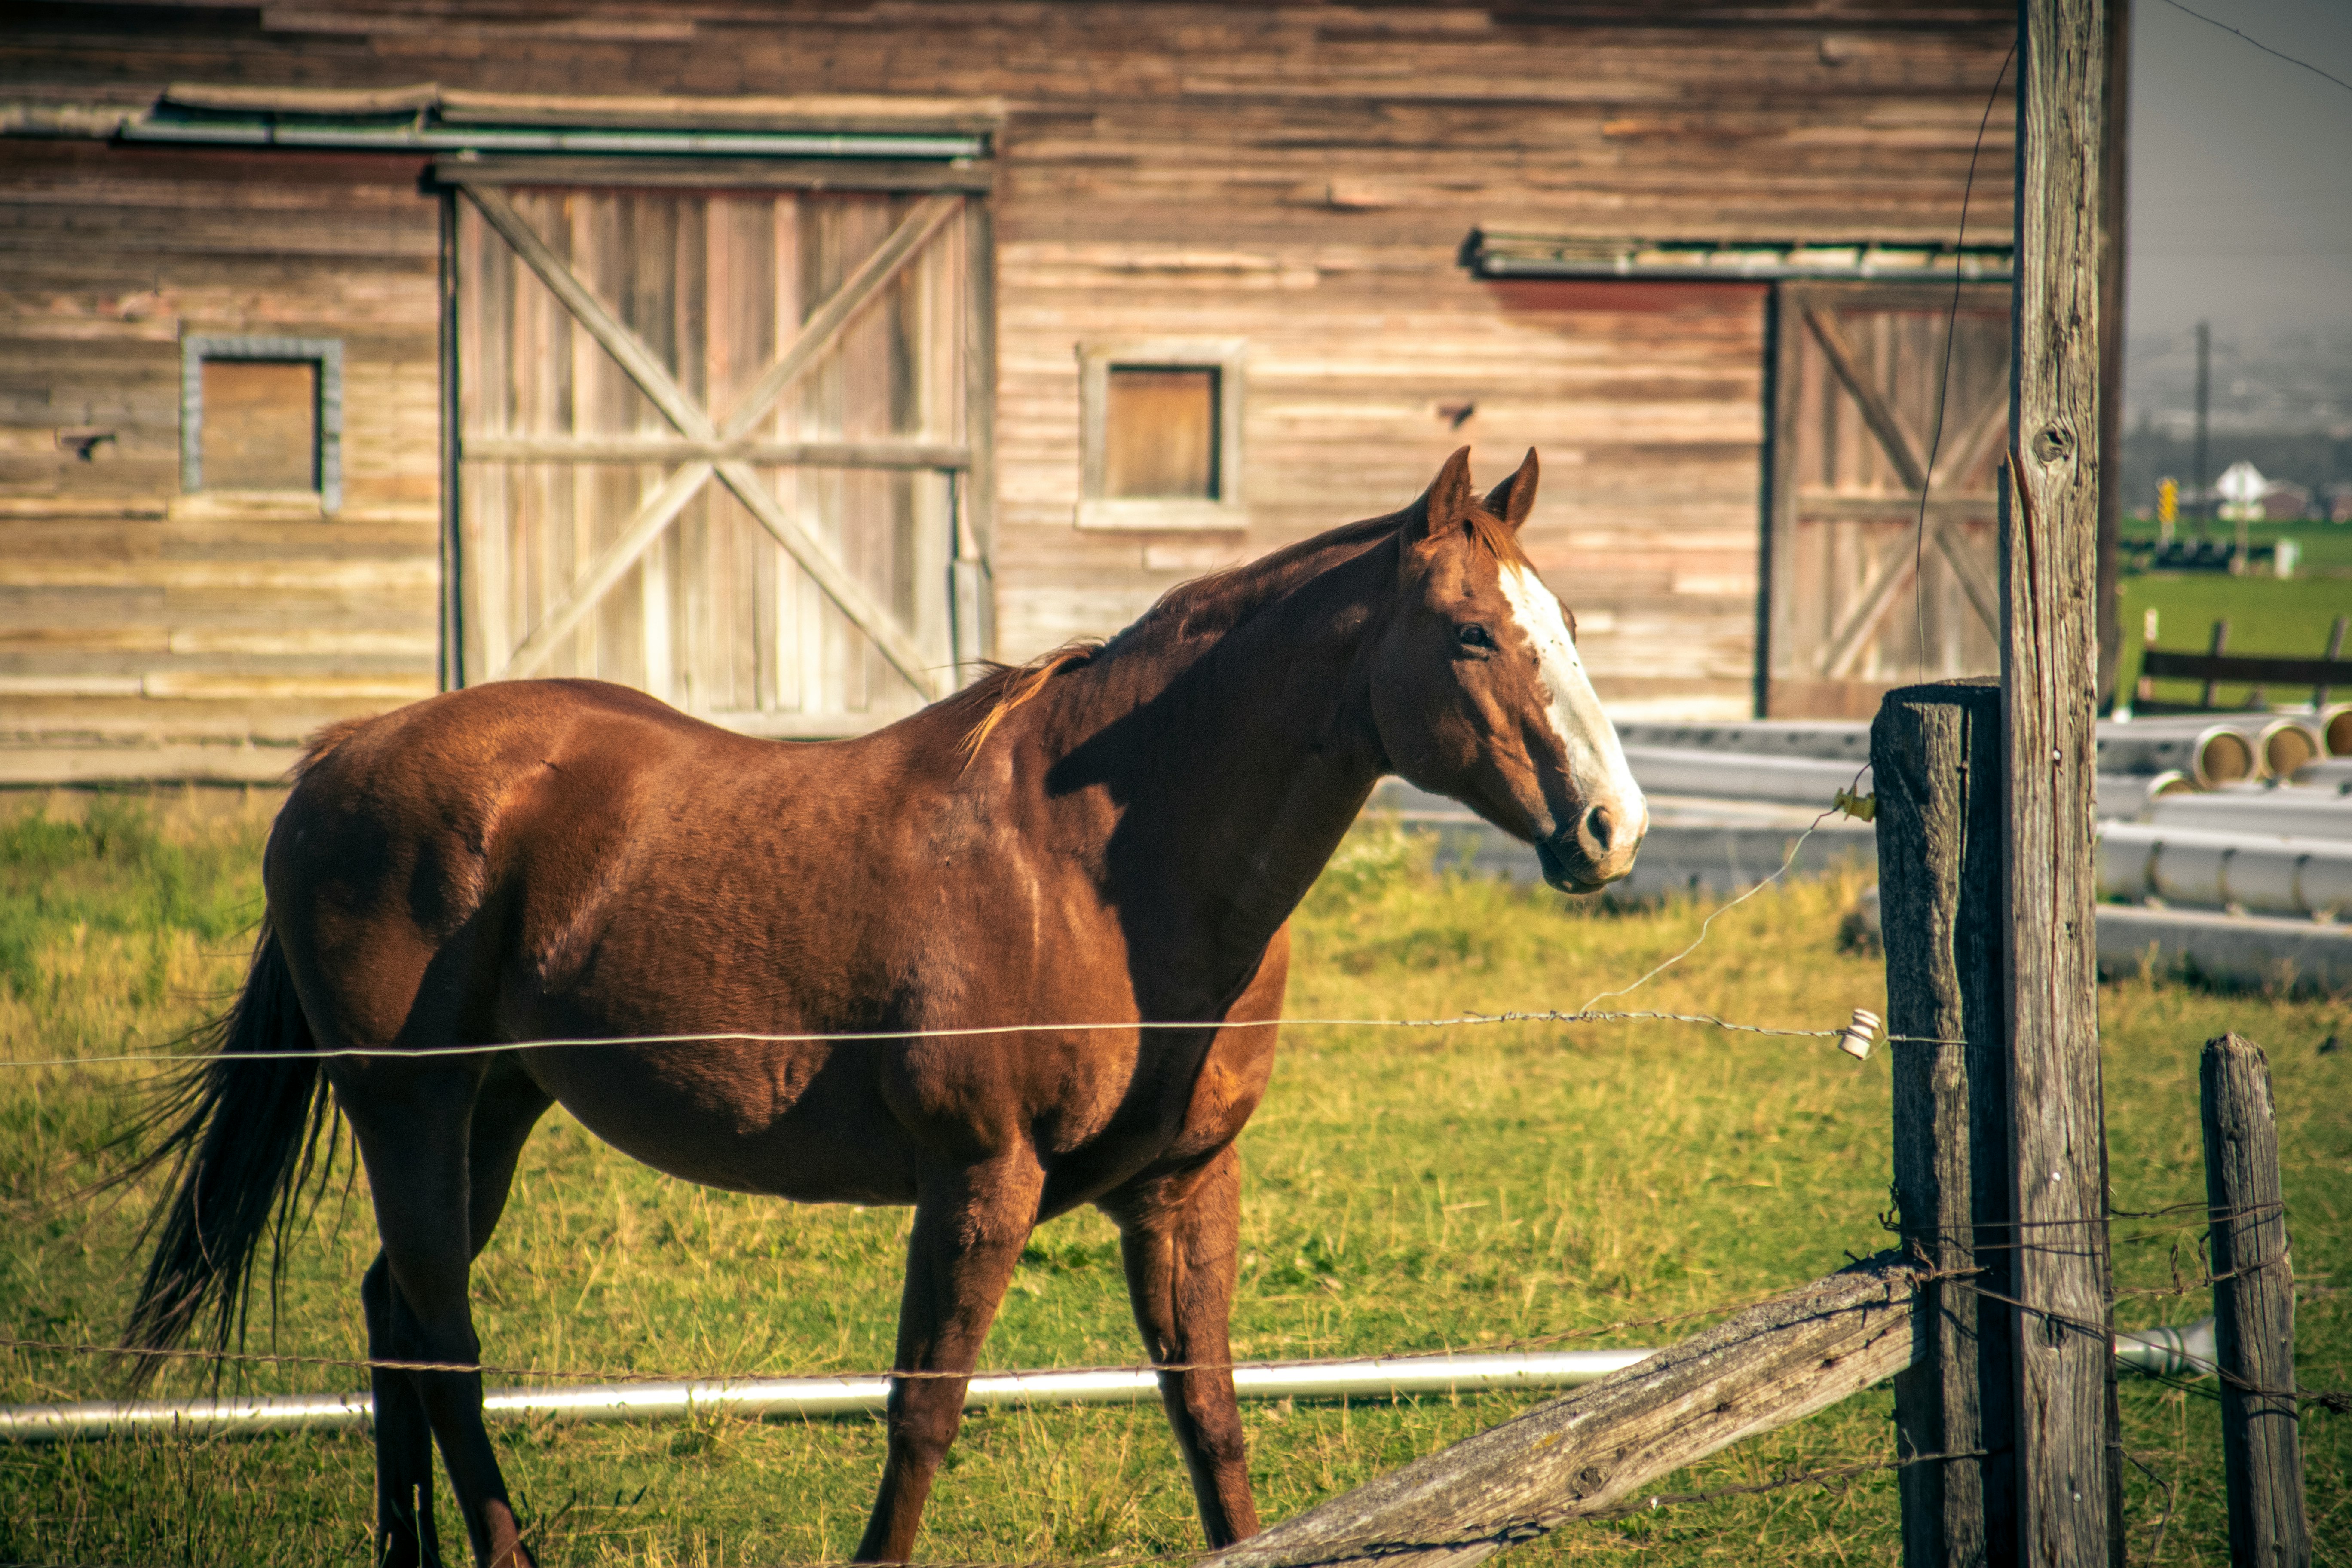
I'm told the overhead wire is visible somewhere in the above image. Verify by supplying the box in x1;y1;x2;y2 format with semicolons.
2155;0;2352;98
1913;38;2015;677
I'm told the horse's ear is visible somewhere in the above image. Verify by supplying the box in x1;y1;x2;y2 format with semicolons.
1401;447;1477;547
1482;448;1539;530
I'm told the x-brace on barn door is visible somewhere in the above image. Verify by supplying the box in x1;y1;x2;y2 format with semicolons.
1764;282;2010;719
449;173;992;734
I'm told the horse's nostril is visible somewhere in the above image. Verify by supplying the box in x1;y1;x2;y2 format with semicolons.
1582;803;1618;853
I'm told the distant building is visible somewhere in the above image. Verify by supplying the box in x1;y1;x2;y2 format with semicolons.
2260;480;2313;522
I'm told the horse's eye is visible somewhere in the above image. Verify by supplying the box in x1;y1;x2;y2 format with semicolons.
1457;624;1494;649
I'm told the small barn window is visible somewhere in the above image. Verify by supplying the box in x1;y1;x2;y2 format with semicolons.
182;336;343;511
1078;341;1245;530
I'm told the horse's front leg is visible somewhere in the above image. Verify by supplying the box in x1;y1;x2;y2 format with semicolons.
1106;1142;1260;1547
855;1151;1045;1563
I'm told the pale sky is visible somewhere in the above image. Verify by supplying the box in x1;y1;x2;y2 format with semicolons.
2125;0;2352;347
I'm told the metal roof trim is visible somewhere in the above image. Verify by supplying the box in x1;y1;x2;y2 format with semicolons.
156;82;1004;135
118;116;986;161
95;84;998;160
1467;228;2014;282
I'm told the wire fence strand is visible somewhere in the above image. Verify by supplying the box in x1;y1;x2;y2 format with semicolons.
0;1005;1966;1072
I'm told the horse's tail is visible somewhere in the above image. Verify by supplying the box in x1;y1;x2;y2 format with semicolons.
113;918;340;1391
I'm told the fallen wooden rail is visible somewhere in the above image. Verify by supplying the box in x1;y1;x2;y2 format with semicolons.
1199;1250;1931;1568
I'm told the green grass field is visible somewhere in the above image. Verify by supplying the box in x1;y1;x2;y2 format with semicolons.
2112;513;2350;713
2118;514;2352;577
3;793;2348;1566
2113;576;2350;715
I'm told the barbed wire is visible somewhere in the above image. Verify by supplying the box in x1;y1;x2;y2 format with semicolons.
0;1006;1965;1072
1943;1275;2352;1415
1882;1198;2287;1253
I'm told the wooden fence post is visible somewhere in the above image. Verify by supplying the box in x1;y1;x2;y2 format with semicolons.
2200;1034;2311;1567
1874;679;2012;1568
2005;0;2116;1562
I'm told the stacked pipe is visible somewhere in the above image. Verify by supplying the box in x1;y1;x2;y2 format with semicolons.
1611;710;2351;818
2099;827;2352;920
1614;718;2352;993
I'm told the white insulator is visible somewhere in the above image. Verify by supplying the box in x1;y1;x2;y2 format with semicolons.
1837;1007;1881;1060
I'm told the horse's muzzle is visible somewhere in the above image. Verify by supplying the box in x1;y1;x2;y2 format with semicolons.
1535;800;1645;893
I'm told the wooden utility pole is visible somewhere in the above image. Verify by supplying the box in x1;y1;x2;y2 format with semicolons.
2200;1034;2312;1567
2003;0;2115;1562
2093;0;2129;710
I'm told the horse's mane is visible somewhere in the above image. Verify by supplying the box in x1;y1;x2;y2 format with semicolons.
950;499;1528;761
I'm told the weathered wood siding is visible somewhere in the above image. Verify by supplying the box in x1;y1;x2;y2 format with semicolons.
0;138;441;779
0;2;2015;774
999;275;1772;712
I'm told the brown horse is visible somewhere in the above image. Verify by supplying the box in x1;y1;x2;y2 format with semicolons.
120;447;1645;1567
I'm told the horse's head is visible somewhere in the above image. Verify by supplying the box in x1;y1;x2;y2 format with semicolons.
1368;447;1648;892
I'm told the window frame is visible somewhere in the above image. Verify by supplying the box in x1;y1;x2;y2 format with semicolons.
181;335;344;511
1075;338;1246;531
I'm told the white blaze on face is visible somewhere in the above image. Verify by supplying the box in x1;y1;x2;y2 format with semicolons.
1494;563;1647;842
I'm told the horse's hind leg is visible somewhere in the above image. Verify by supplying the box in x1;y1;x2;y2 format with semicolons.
364;1252;444;1568
1105;1144;1259;1547
346;1061;549;1568
855;1153;1045;1563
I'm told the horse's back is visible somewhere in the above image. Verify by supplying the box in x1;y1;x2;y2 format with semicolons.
263;679;1261;1207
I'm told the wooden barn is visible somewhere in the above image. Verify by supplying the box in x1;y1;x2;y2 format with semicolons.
0;0;2055;784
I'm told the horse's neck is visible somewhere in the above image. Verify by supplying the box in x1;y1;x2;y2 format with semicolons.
1045;548;1391;1001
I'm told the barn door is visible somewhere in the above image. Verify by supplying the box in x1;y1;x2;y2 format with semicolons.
450;178;985;733
1764;283;2010;718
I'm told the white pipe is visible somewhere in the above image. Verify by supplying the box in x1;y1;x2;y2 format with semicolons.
6;1319;2224;1447
2097;902;2352;992
0;1349;1656;1445
2095;771;2195;821
2321;703;2352;759
2099;824;2352;918
2256;719;2325;781
2115;1317;2217;1378
1612;721;1871;764
1603;721;2274;793
2290;759;2352;794
1617;750;2185;821
2100;724;2262;788
1620;747;1868;808
2148;791;2352;843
